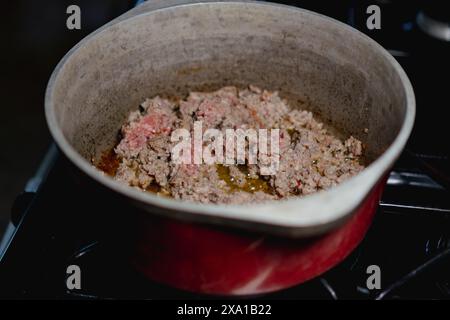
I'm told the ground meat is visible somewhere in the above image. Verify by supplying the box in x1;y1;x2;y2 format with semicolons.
115;97;178;157
99;86;365;204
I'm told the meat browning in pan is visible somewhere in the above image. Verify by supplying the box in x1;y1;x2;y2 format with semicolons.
96;86;365;204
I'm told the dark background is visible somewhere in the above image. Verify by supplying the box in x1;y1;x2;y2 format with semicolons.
0;1;131;236
0;0;446;237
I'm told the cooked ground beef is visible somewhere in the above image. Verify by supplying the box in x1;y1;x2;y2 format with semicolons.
99;86;365;204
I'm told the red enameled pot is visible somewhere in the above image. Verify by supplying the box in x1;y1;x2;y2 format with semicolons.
46;1;415;295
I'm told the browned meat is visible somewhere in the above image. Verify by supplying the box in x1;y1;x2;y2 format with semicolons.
101;86;365;204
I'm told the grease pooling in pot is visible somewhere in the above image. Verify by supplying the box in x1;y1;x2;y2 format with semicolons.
95;86;365;204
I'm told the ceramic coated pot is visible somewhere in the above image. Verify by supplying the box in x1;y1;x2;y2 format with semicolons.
45;1;415;294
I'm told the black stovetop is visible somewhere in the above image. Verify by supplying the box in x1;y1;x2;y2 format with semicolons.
1;0;449;300
0;148;449;299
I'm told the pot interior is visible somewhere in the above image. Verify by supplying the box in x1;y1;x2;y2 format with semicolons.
49;2;407;166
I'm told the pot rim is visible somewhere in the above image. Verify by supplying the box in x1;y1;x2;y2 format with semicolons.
45;1;415;235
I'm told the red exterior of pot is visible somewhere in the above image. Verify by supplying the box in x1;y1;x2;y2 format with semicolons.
131;179;385;296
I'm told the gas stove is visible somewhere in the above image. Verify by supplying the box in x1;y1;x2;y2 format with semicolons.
0;145;448;300
1;0;449;300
